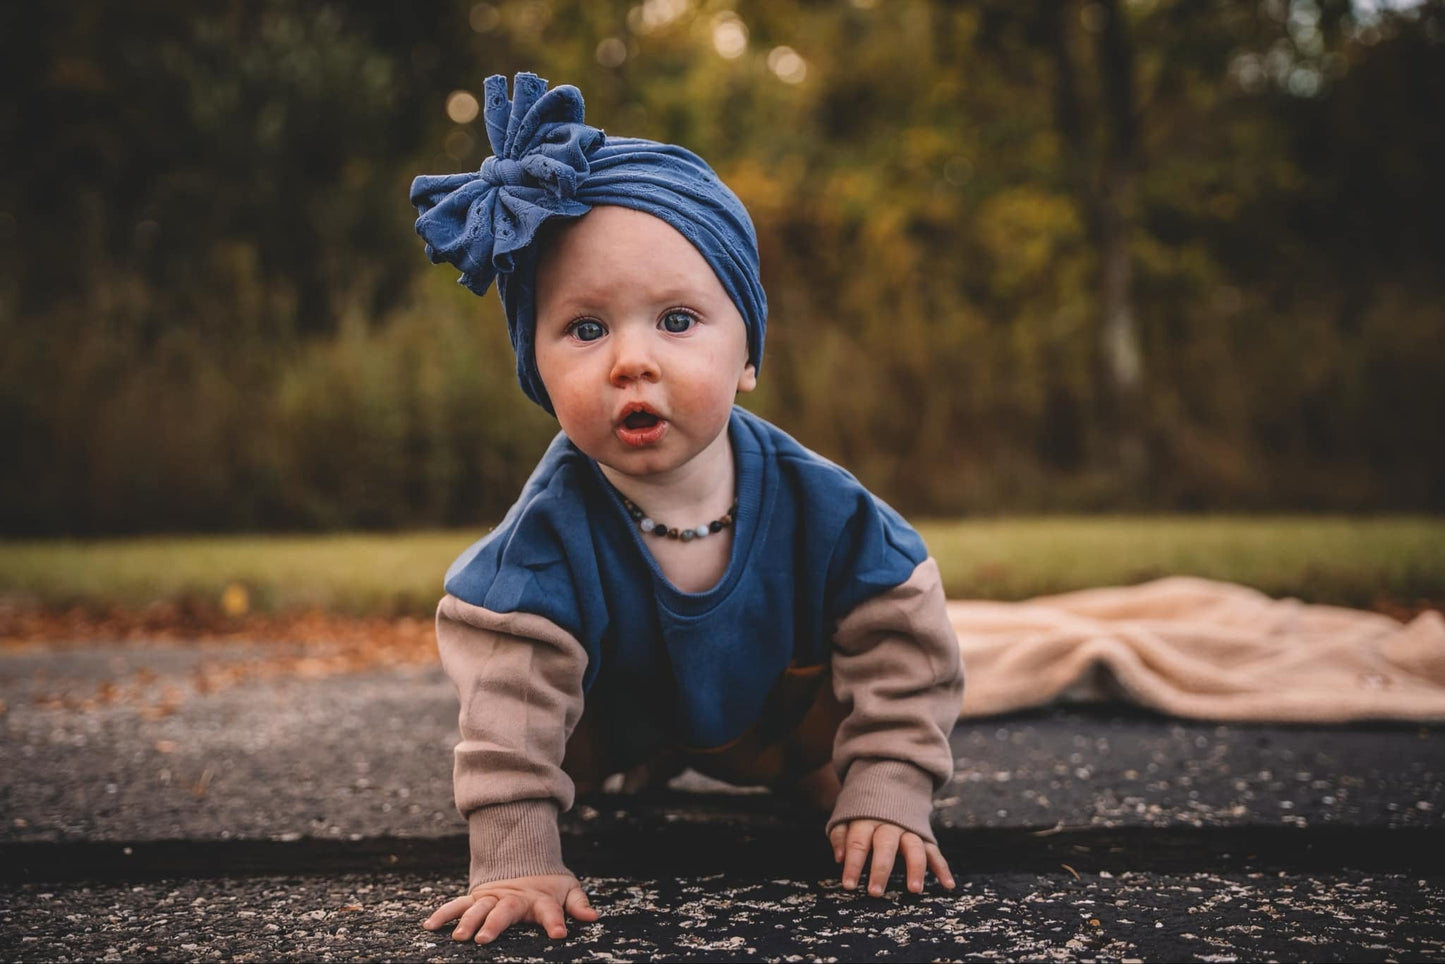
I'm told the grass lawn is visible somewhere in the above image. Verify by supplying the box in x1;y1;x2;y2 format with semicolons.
0;516;1441;617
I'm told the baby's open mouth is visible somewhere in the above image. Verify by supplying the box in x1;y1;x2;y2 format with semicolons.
616;405;668;447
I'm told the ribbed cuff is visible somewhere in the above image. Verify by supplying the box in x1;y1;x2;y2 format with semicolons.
826;758;938;844
468;800;569;889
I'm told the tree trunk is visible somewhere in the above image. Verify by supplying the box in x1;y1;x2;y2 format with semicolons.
1094;0;1147;485
1044;0;1148;490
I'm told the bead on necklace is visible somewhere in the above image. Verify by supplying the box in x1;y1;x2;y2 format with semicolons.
619;494;736;543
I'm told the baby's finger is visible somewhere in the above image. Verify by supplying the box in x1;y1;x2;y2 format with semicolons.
423;894;473;930
534;896;568;939
841;820;878;890
867;824;903;896
926;842;956;889
828;824;847;863
565;887;600;922
475;895;525;945
451;896;495;941
901;833;927;893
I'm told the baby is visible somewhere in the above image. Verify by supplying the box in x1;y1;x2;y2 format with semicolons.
411;73;964;945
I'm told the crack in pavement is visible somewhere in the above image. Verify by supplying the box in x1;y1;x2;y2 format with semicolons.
5;823;1440;885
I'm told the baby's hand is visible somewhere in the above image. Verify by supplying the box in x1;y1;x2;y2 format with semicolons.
828;819;956;896
422;873;598;944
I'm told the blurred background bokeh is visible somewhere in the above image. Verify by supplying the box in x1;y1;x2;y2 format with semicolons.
3;0;1442;537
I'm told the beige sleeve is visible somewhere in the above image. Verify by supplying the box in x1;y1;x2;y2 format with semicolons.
435;594;588;888
826;557;965;844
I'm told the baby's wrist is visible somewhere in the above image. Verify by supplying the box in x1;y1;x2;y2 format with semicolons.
467;800;569;888
827;758;938;845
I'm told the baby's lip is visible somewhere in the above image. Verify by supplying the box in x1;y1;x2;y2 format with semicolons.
615;402;668;447
616;401;666;427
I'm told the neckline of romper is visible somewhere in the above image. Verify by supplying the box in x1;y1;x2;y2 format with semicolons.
588;406;770;619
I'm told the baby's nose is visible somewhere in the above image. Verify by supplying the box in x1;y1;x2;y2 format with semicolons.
608;329;660;385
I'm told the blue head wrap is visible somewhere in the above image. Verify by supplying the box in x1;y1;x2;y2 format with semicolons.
410;72;767;412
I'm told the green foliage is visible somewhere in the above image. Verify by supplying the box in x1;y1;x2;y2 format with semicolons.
2;0;1443;534
265;278;557;529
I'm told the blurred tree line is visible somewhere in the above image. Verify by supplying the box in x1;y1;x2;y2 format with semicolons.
2;0;1442;535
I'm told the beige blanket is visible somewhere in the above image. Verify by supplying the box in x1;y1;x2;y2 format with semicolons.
950;576;1445;722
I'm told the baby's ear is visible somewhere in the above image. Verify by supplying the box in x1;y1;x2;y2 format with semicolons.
736;363;757;394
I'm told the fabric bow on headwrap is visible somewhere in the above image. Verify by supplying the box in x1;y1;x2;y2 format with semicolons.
411;72;767;412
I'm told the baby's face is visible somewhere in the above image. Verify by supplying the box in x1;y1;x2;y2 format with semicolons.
534;205;756;482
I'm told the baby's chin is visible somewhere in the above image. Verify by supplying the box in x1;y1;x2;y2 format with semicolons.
594;434;730;484
594;448;691;482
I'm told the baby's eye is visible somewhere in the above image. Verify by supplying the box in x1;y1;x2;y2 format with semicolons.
660;310;696;334
568;319;606;342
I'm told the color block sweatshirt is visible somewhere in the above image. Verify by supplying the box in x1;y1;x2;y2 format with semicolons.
437;406;964;886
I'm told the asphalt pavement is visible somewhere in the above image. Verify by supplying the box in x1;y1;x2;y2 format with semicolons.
2;637;1442;961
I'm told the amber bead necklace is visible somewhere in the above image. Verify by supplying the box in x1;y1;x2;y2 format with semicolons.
619;494;736;543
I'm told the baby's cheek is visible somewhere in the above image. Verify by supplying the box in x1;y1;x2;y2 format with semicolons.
673;366;739;424
553;387;610;440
